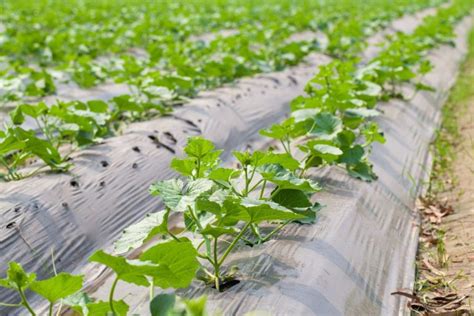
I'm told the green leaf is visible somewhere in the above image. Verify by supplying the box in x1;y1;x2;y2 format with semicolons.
171;158;196;177
173;137;222;177
139;240;200;289
87;100;109;113
257;152;300;171
309;112;343;140
415;82;435;92
30;273;83;303
184;137;218;159
344;108;379;118
312;144;343;162
112;95;142;112
63;292;93;315
182;295;208;316
0;262;36;290
9;106;25;125
291;109;320;122
241;198;306;223
362;122;386;144
338;145;365;165
271;189;321;224
86;300;129;316
150;293;176;316
149;179;215;212
258;164;321;192
201;225;237;238
208;168;241;182
89;251;159;287
114;211;169;254
347;161;377;182
271;189;312;208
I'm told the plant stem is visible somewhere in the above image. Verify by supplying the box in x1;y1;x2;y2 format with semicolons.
149;280;154;302
188;206;211;257
270;187;282;199
168;230;180;242
217;222;251;267
243;165;249;195
18;288;36;316
213;237;220;291
0;302;22;307
48;302;53;316
247;179;264;195
251;224;262;241
247;166;257;192
260;220;291;243
195;157;201;179
109;277;119;315
259;180;267;199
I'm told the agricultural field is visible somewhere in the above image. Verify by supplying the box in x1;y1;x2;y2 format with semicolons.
0;0;473;315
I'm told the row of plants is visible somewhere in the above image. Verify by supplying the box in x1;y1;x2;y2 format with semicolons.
0;0;441;102
0;0;444;181
2;0;472;315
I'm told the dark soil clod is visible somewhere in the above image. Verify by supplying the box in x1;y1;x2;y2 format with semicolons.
6;222;15;229
100;160;109;167
132;146;141;153
70;180;79;187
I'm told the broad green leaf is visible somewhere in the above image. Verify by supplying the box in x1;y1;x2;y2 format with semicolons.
309;112;343;140
89;251;159;286
241;198;306;223
338;145;364;165
112;95;142;112
30;273;83;303
356;81;382;97
64;292;93;315
271;189;321;224
201;225;237;238
257;152;300;171
114;211;169;254
291;109;320;122
150;293;176;316
9;106;25;125
87;100;109;113
171;158;196;177
313;144;343;162
0;262;36;290
208;168;241;181
184;137;218;159
86;300;129;316
233;151;299;171
271;189;312;208
258;164;320;192
139;240;200;289
415;82;435;92
362;123;386;144
183;295;208;316
149;179;214;212
347;161;377;182
344;108;379;118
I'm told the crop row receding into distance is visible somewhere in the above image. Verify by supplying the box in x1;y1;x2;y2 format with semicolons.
1;0;473;315
0;0;441;180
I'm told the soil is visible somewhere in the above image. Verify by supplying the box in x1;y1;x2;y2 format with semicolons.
412;29;474;315
438;60;474;312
